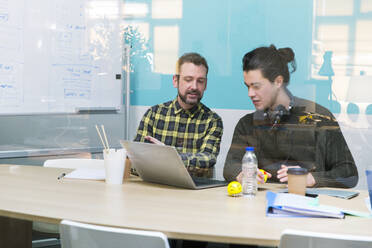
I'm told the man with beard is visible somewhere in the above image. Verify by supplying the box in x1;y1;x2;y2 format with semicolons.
134;52;223;178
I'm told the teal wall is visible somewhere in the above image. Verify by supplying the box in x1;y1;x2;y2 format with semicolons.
124;0;372;113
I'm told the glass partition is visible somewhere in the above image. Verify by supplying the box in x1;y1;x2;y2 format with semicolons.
128;0;371;189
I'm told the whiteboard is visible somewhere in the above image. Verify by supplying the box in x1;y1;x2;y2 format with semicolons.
0;0;122;114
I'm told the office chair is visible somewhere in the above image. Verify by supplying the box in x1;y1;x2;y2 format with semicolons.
32;159;104;248
59;219;170;248
279;229;372;248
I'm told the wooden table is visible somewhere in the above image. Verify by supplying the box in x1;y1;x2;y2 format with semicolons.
0;164;371;246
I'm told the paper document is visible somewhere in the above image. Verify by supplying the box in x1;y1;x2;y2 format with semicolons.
64;168;105;180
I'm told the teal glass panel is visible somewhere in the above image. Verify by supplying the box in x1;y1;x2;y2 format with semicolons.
123;0;372;114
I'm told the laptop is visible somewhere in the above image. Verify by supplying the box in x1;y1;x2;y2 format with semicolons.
120;140;227;189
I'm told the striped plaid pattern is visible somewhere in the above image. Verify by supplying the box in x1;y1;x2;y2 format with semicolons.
134;99;223;177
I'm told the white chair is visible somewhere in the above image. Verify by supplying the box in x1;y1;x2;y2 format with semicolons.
60;219;170;248
32;159;104;248
279;229;372;248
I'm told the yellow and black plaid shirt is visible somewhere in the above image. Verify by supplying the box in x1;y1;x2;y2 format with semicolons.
134;99;223;177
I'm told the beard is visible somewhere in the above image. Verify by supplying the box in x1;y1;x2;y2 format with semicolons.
178;89;202;106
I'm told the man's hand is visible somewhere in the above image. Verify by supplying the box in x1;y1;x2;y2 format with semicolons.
144;136;165;146
257;169;271;184
277;164;316;187
235;169;272;184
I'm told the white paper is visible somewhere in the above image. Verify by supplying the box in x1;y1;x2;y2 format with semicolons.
64;168;105;180
274;193;319;208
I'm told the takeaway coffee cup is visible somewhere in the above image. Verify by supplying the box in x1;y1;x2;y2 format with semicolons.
287;167;308;196
104;148;126;185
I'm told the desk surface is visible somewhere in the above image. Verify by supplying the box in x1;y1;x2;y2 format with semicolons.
0;164;371;246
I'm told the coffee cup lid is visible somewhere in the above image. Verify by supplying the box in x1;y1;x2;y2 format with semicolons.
287;167;308;175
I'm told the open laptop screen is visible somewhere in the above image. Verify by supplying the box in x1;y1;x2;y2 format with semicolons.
120;140;227;189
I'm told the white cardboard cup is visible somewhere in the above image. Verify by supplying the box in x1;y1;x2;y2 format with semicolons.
104;148;126;185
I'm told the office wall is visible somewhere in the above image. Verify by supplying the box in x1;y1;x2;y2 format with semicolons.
124;0;372;189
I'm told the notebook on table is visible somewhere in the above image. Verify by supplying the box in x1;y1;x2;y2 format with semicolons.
278;188;359;199
120;140;227;189
266;191;345;219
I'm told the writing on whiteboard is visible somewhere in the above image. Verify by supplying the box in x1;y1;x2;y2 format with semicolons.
52;64;98;100
0;62;22;107
0;0;8;23
0;0;121;114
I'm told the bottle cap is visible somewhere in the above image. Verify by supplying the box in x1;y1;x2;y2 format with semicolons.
287;167;308;175
245;147;254;151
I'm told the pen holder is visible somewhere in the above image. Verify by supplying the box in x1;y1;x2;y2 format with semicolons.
104;148;126;185
124;157;131;180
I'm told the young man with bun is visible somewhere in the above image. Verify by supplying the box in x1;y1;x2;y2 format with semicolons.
224;45;358;188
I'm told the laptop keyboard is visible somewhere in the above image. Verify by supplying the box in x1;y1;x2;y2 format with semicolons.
191;176;227;186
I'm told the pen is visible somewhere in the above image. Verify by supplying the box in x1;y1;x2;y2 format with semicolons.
57;173;66;180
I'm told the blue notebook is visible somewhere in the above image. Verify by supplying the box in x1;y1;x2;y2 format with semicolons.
266;191;345;218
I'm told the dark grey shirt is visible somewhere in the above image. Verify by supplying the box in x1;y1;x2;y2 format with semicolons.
223;97;358;188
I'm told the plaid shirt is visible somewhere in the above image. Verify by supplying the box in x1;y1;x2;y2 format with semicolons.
134;99;223;177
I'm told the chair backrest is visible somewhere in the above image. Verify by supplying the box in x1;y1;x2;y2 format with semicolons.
43;159;104;170
60;220;170;248
279;229;372;248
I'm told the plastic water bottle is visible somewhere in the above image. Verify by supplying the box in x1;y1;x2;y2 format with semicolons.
242;147;257;197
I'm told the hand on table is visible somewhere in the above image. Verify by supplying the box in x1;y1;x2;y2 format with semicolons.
236;169;272;184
